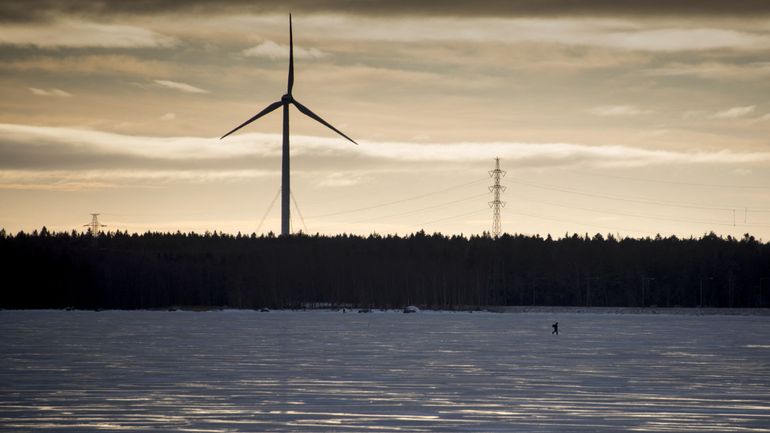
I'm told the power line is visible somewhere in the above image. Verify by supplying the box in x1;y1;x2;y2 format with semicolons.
506;209;657;236
509;192;770;229
291;192;309;234
350;192;490;224
418;208;488;227
569;169;770;190
416;204;655;234
306;177;488;219
256;189;281;234
507;176;770;213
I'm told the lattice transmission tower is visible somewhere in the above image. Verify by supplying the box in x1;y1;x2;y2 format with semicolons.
84;213;107;235
488;157;506;237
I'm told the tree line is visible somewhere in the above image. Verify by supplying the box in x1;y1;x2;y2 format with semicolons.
1;228;768;310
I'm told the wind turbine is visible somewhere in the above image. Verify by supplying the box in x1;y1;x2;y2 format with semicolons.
221;14;356;236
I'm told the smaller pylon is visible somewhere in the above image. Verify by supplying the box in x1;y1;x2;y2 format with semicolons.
84;213;107;235
489;157;506;238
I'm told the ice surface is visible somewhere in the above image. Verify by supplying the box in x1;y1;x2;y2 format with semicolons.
1;310;769;432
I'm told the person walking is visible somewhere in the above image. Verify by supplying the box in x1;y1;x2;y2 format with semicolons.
552;322;559;335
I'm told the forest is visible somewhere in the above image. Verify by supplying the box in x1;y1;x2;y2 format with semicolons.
1;228;768;310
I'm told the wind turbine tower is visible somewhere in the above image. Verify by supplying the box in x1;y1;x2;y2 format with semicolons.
489;157;506;238
84;213;106;235
221;15;357;236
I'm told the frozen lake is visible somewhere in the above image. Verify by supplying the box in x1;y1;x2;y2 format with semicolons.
1;310;769;432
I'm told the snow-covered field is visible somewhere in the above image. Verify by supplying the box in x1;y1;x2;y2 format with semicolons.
1;310;769;432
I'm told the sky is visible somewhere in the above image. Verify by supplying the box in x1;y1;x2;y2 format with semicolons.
1;0;770;239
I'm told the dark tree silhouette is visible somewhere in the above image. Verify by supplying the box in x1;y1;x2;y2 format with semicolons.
0;229;767;310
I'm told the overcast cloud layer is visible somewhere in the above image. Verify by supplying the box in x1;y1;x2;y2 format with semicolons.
3;0;770;21
2;123;769;186
0;2;768;237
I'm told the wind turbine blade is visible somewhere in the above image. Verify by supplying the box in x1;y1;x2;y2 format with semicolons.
292;99;357;145
288;14;294;94
220;100;284;139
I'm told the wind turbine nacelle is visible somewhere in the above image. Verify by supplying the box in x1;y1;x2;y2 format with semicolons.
281;94;293;103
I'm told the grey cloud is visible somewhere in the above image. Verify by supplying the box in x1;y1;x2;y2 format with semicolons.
1;55;178;77
242;40;327;60
3;0;770;22
710;105;756;119
0;128;267;171
0;135;148;170
645;62;770;80
0;137;265;171
589;105;652;116
0;19;177;48
154;80;209;94
29;87;72;97
3;124;770;176
0;124;375;173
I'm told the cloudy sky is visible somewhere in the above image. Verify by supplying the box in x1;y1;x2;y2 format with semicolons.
1;1;769;238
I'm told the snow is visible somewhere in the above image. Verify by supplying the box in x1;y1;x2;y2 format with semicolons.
1;310;769;432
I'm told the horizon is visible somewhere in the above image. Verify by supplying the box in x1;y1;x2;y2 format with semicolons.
3;226;765;244
2;1;769;239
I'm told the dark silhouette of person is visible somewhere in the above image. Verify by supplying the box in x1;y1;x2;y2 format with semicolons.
552;322;559;335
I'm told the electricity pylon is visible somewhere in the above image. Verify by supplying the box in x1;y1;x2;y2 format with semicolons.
489;157;506;238
84;213;106;235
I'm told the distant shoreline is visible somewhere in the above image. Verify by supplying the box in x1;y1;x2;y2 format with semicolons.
489;306;770;316
3;306;769;316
